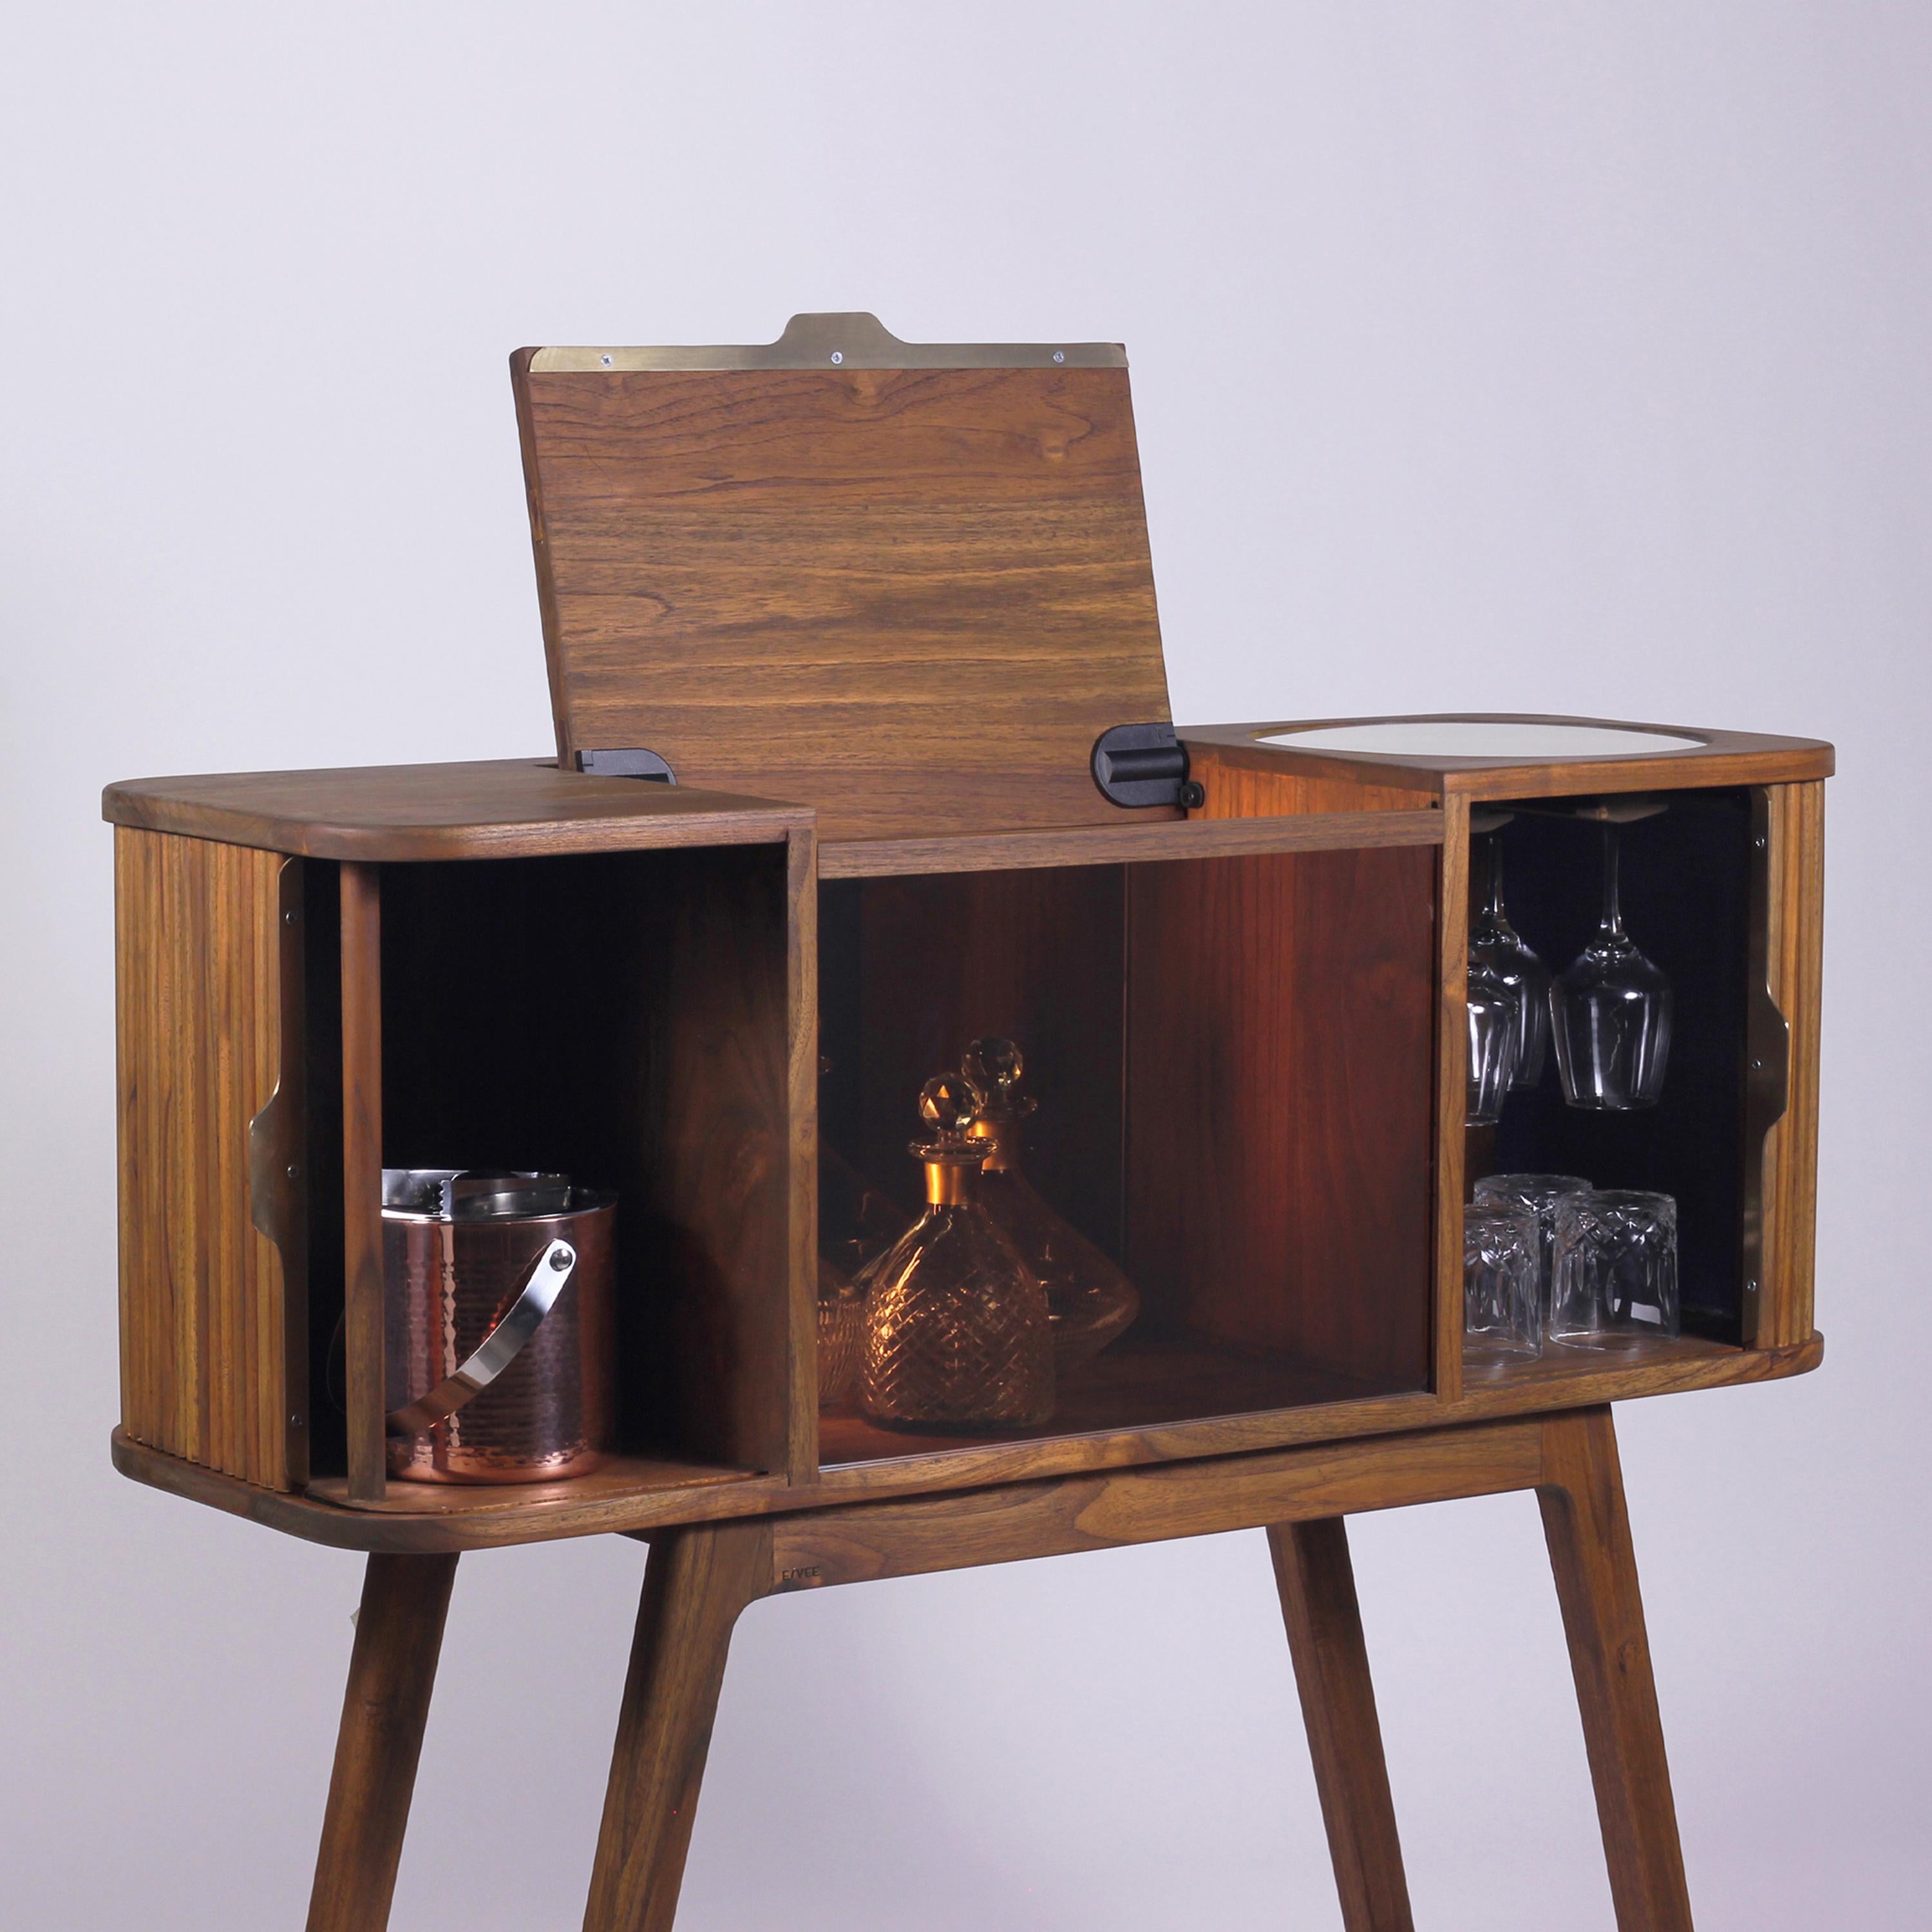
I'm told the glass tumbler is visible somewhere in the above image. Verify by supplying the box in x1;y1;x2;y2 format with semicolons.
1473;1173;1591;1321
1464;1201;1542;1365
1549;1190;1679;1348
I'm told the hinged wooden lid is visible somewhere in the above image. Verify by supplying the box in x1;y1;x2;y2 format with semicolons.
513;313;1172;840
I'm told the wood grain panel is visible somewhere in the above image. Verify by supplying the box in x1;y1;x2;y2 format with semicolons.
770;1419;1544;1587
1185;748;1457;1399
1537;1409;1693;1929
584;1524;775;1932
115;827;301;1488
1759;781;1825;1349
339;864;386;1502
1432;797;1470;1402
818;807;1443;878
1184;738;1439;815
514;359;1171;839
1182;715;1833;804
1126;846;1438;1390
305;1554;458;1932
113;1332;1823;1551
1269;1519;1415;1931
645;848;804;1477
103;759;807;863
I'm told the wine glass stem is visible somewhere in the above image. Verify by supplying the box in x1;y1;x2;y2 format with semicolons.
1485;835;1504;922
1600;824;1624;936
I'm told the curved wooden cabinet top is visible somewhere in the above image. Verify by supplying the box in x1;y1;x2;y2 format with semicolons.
1184;714;1834;802
101;758;810;862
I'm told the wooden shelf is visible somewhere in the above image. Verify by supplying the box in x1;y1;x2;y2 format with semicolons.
308;1453;767;1517
817;1337;1410;1470
109;1332;1821;1552
1460;1332;1750;1392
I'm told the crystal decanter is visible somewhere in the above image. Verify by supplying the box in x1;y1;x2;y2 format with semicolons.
961;1036;1139;1370
817;1150;904;1411
815;1256;865;1410
858;1074;1054;1432
817;1058;909;1412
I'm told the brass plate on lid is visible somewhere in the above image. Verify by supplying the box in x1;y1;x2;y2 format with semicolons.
528;310;1126;373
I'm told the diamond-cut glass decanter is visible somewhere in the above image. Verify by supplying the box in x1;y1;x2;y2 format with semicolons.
817;1057;909;1412
815;1256;865;1410
961;1036;1139;1370
858;1074;1054;1432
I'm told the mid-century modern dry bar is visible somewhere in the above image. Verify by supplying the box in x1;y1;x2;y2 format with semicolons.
105;315;1830;1930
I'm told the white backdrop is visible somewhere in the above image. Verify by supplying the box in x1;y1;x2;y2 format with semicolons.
3;6;1927;1927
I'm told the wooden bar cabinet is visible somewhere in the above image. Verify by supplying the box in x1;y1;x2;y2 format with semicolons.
105;314;1831;1930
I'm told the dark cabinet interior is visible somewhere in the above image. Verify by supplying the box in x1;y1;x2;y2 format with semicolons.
303;844;798;1484
818;842;1439;1466
1470;786;1766;1344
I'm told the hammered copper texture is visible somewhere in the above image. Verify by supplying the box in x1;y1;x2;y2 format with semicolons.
384;1200;615;1483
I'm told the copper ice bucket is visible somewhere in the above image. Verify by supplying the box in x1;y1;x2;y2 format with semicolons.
382;1170;616;1484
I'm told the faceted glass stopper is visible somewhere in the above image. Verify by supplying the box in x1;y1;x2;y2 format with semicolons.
961;1035;1035;1120
913;1072;990;1163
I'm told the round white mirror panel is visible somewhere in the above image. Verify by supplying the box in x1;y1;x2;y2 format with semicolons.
1258;721;1705;758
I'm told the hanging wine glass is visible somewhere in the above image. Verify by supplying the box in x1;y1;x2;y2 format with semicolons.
1470;835;1549;1089
1465;960;1520;1126
1549;824;1671;1110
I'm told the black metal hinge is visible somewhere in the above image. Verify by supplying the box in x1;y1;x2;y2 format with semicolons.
1090;722;1204;811
576;747;677;783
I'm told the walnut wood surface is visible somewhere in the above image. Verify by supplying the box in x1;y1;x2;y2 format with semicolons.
310;1454;770;1518
644;848;810;1479
115;828;299;1488
769;1417;1544;1588
1760;781;1826;1349
340;864;386;1502
783;829;820;1478
1184;737;1439;812
305;1553;458;1932
1538;1409;1693;1931
111;1332;1823;1552
584;1522;775;1932
1126;845;1437;1390
1186;744;1459;1402
513;357;1171;840
1269;1519;1414;1932
1433;795;1472;1402
102;760;808;862
818;808;1443;876
280;1412;1690;1931
1184;714;1833;802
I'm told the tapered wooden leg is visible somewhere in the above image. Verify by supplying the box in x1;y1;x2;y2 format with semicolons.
307;1552;459;1932
1539;1408;1694;1931
583;1522;775;1932
1268;1518;1415;1932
